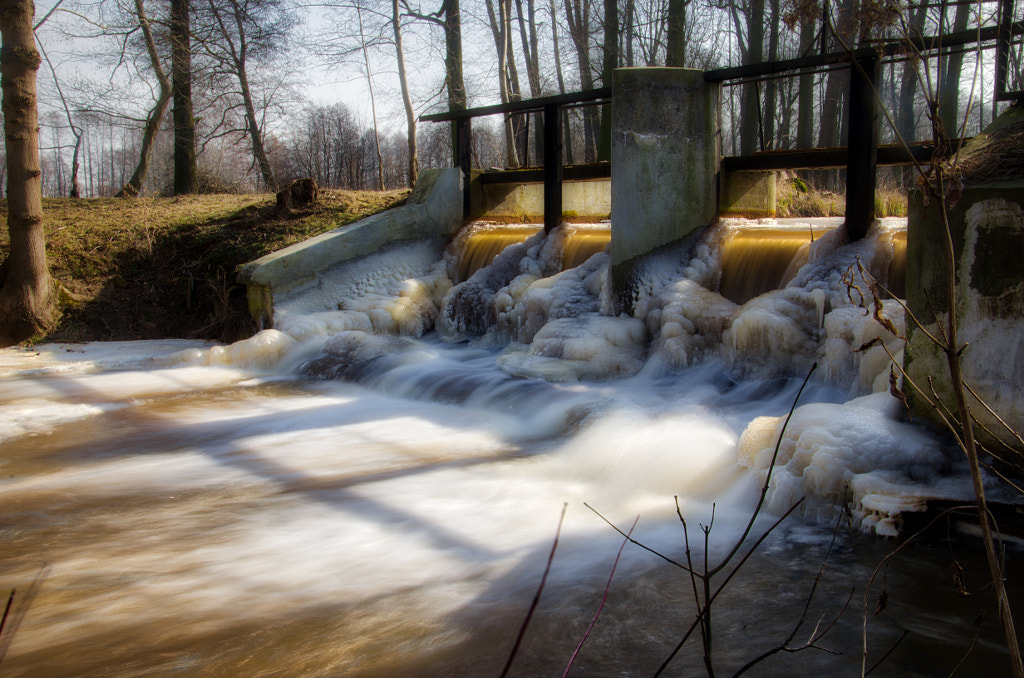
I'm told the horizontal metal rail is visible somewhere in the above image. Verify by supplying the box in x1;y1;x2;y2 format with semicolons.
722;139;970;171
477;163;610;184
419;15;1019;239
705;21;1024;83
419;88;610;123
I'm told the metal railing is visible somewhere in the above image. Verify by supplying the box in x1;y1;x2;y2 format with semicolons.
421;8;1023;239
420;88;610;233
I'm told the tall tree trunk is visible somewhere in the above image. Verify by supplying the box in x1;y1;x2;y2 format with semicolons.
549;0;574;164
502;0;528;165
356;4;385;190
565;0;598;160
796;10;816;148
486;0;520;166
665;0;686;66
597;0;618;160
763;0;780;149
171;0;198;194
516;0;544;161
0;0;56;345
210;0;277;191
740;0;764;154
394;0;418;187
940;0;971;138
69;133;82;198
623;0;635;66
119;0;172;197
444;0;467;166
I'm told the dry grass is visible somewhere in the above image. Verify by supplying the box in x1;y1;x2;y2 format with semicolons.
776;174;908;218
0;189;409;343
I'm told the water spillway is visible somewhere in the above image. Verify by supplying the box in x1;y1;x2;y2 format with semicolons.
0;215;1016;676
454;222;613;283
456;218;908;304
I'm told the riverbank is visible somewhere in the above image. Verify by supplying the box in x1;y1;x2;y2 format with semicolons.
0;189;409;344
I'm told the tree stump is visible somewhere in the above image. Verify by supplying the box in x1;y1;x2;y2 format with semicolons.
276;178;319;215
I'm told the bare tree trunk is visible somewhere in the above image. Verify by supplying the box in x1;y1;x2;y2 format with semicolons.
208;0;277;191
597;0;618;160
119;0;172;197
356;4;385;190
502;0;528;164
549;0;574;164
763;0;780;149
70;134;82;198
394;0;418;187
0;0;56;345
796;11;816;148
171;0;198;194
665;0;686;67
444;0;467;166
516;0;544;161
623;0;635;66
740;0;764;154
939;0;971;138
486;0;520;166
565;0;598;160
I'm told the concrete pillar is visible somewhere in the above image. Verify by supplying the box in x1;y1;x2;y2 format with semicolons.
904;102;1024;454
610;68;721;312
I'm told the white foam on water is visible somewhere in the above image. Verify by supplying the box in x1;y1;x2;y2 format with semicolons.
2;215;1008;675
0;400;116;445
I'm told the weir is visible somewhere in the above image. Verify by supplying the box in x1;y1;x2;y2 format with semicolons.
3;69;1024;676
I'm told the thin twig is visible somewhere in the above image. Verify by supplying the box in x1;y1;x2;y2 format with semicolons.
732;506;851;676
585;503;693;572
562;516;639;677
652;499;805;678
499;503;568;678
0;590;14;642
709;363;819;578
0;567;49;666
864;629;909;676
861;506;975;676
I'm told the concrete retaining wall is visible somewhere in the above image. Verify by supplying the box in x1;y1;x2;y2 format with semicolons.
471;176;611;222
720;171;776;218
237;168;463;327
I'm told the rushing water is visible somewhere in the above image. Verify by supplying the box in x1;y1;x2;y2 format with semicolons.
0;219;1020;676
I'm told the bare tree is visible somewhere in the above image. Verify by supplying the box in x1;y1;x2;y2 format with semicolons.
485;0;521;166
118;0;172;197
198;0;294;191
394;0;419;186
171;0;198;194
0;0;56;345
564;0;599;160
547;0;575;163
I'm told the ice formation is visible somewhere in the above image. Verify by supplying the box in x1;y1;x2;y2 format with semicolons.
738;392;970;536
20;214;971;536
206;216;958;534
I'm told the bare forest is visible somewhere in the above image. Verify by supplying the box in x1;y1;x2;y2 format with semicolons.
5;0;1019;199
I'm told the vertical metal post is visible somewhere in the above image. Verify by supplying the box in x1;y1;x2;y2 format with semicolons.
845;55;879;241
543;103;563;233
995;0;1014;100
456;117;472;219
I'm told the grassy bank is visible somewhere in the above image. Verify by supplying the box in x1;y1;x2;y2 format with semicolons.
0;189;409;343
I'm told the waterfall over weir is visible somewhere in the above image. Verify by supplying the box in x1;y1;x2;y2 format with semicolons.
0;217;1016;676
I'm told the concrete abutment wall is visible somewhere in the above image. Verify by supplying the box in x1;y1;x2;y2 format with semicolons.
904;102;1024;456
